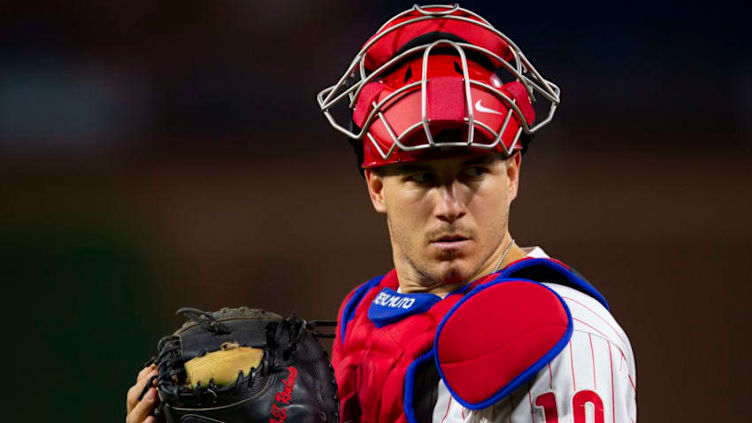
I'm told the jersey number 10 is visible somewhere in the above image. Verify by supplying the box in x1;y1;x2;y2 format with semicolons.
534;390;605;423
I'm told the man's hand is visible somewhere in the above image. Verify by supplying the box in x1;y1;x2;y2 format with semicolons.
126;364;159;423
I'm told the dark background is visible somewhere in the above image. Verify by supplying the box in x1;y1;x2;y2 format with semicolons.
2;1;750;421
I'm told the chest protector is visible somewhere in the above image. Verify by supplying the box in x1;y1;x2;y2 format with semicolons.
331;258;609;423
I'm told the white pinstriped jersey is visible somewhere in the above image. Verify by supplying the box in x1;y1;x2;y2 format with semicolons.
432;248;637;423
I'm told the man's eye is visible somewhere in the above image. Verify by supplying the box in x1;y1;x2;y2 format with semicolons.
407;173;433;183
463;167;488;178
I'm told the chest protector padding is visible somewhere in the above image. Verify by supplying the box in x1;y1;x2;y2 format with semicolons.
331;258;608;423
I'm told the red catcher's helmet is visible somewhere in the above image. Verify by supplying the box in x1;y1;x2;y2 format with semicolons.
317;4;561;169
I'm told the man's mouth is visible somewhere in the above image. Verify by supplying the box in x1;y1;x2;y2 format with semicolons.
431;234;470;248
435;235;468;242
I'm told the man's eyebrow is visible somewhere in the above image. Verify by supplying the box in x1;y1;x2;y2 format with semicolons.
386;164;432;175
460;155;498;166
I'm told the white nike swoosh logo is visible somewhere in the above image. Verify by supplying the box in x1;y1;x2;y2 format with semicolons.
474;99;503;115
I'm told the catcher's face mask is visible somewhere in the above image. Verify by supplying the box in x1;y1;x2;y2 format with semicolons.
317;4;560;169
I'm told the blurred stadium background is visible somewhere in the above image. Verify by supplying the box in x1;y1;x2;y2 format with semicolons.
2;1;750;421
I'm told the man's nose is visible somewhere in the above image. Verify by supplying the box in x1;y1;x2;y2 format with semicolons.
435;182;466;223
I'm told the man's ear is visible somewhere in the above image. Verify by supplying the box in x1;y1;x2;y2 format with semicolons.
364;168;387;214
506;152;522;203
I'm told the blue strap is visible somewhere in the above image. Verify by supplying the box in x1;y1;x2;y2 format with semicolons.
500;258;609;310
339;275;384;342
367;288;442;328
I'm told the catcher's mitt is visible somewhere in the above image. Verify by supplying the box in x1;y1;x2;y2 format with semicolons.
140;307;339;423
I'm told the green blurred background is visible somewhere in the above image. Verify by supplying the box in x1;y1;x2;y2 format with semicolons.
2;1;750;421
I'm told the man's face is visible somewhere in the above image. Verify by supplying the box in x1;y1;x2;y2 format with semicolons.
365;152;521;289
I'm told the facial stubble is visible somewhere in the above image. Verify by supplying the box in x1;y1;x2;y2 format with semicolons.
387;207;509;287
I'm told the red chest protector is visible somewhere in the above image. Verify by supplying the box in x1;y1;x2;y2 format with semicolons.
331;258;608;423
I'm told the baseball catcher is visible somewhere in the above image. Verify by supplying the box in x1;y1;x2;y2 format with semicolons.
317;3;637;423
130;307;338;423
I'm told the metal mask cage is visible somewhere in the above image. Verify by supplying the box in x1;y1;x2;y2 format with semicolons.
317;4;561;160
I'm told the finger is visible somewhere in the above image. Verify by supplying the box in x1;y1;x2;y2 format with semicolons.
143;416;155;423
127;369;157;412
127;369;158;413
126;387;158;423
137;364;156;381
